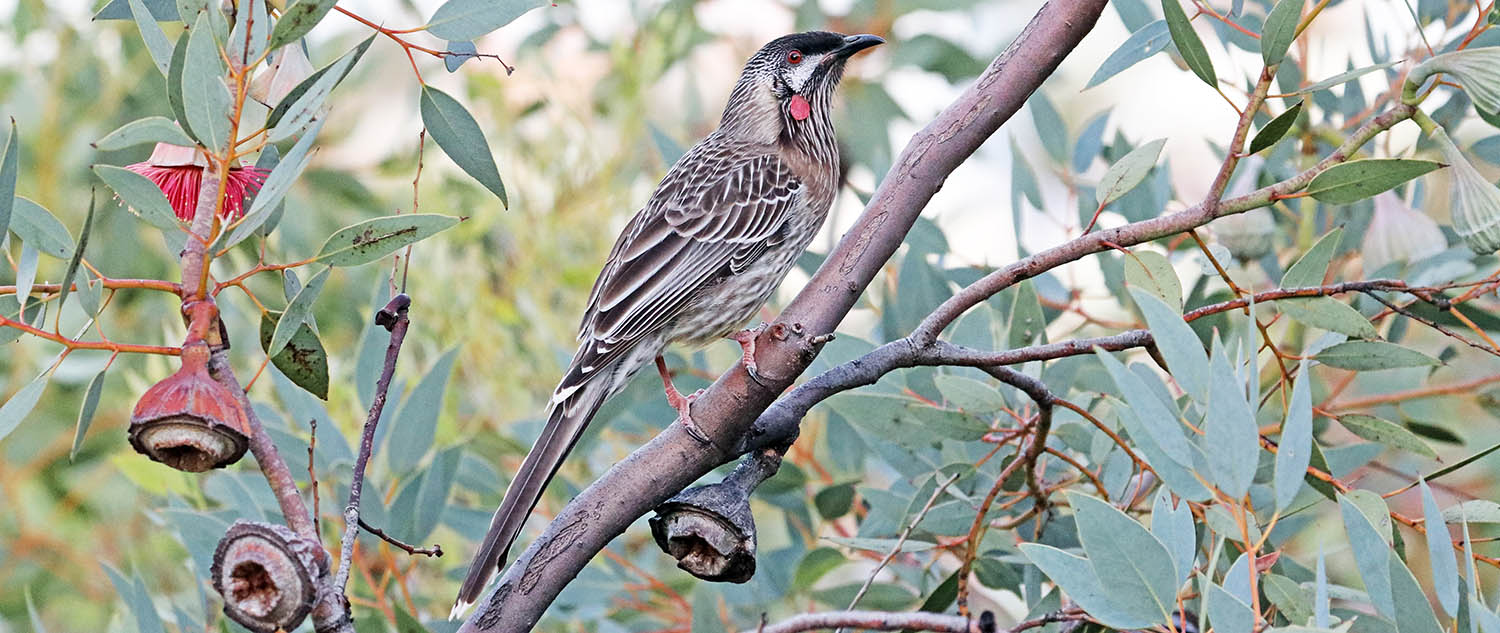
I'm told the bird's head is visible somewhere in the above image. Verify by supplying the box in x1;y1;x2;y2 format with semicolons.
720;31;883;142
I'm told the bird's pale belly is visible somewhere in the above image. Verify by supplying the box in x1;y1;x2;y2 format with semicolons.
669;240;806;347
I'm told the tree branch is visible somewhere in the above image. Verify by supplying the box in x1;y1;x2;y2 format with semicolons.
335;293;413;592
457;0;1111;628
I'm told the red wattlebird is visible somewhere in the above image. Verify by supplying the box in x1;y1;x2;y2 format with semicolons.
454;31;883;615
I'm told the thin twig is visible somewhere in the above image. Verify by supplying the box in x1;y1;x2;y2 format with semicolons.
358;518;443;557
842;472;961;620
309;418;319;538
335;293;414;592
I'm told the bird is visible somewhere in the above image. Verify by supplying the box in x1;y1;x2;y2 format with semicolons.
454;30;884;615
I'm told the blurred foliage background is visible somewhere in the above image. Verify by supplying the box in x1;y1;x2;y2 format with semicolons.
8;0;1500;631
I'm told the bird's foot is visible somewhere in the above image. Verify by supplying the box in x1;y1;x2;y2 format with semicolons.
728;324;772;387
671;388;712;444
656;356;712;445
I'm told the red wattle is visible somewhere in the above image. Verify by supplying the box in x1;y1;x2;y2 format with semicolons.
789;94;811;121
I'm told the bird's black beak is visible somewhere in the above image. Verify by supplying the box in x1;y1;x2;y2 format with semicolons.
831;34;884;59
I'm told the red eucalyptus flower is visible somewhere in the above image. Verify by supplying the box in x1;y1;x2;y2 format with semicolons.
126;143;268;222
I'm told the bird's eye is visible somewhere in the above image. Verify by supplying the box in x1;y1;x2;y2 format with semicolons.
786;50;803;64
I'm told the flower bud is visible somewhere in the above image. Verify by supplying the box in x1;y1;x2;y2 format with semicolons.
249;46;315;107
211;520;325;633
1362;191;1446;272
128;341;250;472
1430;127;1500;254
1408;48;1500;114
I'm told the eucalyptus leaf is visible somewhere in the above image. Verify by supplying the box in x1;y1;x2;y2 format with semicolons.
93;165;180;230
1131;288;1208;402
128;0;173;76
0;118;16;237
1315;341;1440;370
1337;414;1438;459
181;12;233;151
1274;360;1313;511
1261;0;1304;67
1098;139;1167;207
268;0;337;50
1248;101;1303;155
1124;250;1182;311
218;118;323;250
421;85;508;204
1019;543;1162;629
10;198;74;258
269;266;329;357
1161;0;1216;86
1086;21;1173;89
71;369;108;459
313;214;462;266
0;370;49;441
93;116;196;151
1421;481;1460;616
425;0;543;41
1305;159;1443;204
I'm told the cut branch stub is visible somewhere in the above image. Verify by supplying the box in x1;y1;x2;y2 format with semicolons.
649;449;782;583
128;340;249;472
212;520;325;633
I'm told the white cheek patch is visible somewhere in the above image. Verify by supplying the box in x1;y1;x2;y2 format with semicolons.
784;54;826;93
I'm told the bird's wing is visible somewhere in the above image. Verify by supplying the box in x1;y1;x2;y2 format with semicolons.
563;142;805;387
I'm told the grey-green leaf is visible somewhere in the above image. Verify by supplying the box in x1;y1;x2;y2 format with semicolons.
1096;350;1194;465
259;311;330;400
313;214;462;266
1071;492;1179;625
1443;500;1500;523
71;369;108;459
93;116;196;151
1284;227;1341;287
1124;249;1182;311
1293;61;1402;95
1248;100;1303;155
1131;288;1209;402
1205;339;1258;498
268;42;360;142
1086;21;1173;89
0;370;51;441
387;347;460;474
55;192;95;318
1278;297;1378;338
425;0;543;41
182;12;233;151
1261;0;1304;67
1340;494;1396;618
269;266;329;357
1337;414;1438;459
1151;489;1196;585
1098;138;1167;207
93;165;180;230
1421;481;1460;616
129;0;174;76
0;119;18;238
1274;360;1313;511
1205;579;1256;633
1315;340;1440;370
1019;544;1161;629
268;0;338;50
218;119;323;250
1161;0;1217;86
421;85;507;204
10;198;74;258
1305;159;1444;204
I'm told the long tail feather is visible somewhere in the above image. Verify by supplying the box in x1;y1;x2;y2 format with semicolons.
451;379;609;617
